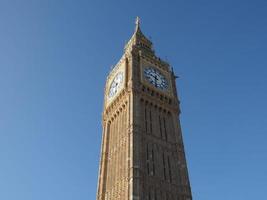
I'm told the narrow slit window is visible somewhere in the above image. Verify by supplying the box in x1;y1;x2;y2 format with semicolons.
146;143;150;175
163;117;168;141
159;115;162;138
145;106;148;133
149;109;152;134
152;147;155;176
163;152;167;180
167;155;172;183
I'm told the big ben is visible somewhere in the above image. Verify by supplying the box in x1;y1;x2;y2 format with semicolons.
96;17;192;200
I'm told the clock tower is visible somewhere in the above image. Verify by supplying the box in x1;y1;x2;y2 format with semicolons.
96;17;193;200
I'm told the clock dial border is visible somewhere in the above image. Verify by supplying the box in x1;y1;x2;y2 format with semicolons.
140;61;173;97
143;67;168;90
108;72;124;98
106;62;126;104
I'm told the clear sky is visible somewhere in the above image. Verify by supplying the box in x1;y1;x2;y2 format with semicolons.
0;0;266;199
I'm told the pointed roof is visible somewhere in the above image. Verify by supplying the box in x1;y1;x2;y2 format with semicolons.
124;17;153;52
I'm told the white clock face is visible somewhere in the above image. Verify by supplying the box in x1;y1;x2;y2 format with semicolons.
108;72;124;98
144;67;168;90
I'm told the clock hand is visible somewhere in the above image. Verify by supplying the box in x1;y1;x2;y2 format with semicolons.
153;75;160;86
151;74;157;81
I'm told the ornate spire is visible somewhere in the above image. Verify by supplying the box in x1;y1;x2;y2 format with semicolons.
124;17;153;53
135;16;140;32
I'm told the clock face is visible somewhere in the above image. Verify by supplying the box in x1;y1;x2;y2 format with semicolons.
108;72;124;98
144;67;168;90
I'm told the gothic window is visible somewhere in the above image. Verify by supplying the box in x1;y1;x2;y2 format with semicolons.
151;146;155;176
145;105;148;133
163;116;168;141
159;115;163;138
146;143;150;175
146;143;155;176
162;152;167;180
167;155;172;183
149;107;152;134
167;112;175;141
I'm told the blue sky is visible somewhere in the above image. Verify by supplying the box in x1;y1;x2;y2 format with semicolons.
0;0;266;199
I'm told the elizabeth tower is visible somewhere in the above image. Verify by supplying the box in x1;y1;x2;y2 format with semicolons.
96;18;192;200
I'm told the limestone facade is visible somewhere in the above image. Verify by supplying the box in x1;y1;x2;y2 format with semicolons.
96;18;192;200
